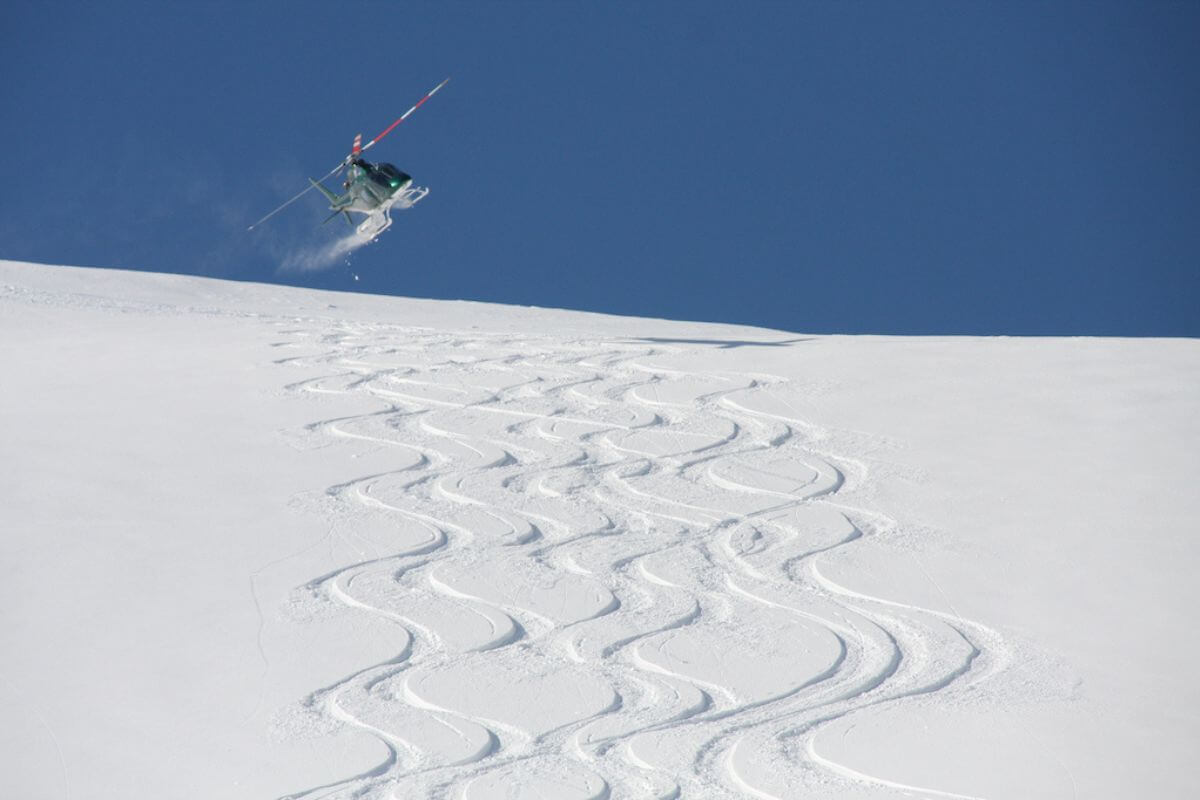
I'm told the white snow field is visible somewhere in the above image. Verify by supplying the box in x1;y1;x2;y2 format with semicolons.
2;260;1197;800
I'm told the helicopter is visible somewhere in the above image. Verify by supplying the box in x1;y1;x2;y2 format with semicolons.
248;77;449;239
310;135;429;238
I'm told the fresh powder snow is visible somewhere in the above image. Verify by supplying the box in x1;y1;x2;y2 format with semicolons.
1;260;1197;799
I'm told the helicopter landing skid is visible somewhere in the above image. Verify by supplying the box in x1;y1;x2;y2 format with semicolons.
393;185;430;209
355;185;430;239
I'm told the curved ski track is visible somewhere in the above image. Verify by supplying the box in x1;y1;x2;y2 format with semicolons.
271;323;1009;800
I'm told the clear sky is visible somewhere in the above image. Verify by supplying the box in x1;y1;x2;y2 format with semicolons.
2;1;1197;335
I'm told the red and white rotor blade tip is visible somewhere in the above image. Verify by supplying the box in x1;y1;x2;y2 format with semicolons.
360;77;451;153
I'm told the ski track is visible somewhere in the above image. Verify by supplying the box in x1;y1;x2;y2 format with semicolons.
268;321;1010;800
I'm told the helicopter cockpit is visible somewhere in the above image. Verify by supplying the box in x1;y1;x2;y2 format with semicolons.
375;163;412;188
351;159;411;190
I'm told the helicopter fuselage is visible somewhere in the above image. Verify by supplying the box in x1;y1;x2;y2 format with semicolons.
308;157;429;238
341;159;413;214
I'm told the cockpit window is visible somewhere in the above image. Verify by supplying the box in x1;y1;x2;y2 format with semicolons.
378;164;412;185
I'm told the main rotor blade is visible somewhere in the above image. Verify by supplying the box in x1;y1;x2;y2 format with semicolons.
360;77;451;155
247;160;345;231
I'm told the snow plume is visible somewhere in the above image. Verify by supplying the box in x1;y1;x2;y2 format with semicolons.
279;229;373;273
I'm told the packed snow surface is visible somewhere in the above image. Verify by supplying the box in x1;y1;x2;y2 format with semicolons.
2;261;1197;799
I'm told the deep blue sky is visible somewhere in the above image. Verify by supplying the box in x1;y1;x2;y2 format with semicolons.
2;2;1197;335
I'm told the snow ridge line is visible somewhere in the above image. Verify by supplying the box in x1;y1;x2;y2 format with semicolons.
268;323;1008;800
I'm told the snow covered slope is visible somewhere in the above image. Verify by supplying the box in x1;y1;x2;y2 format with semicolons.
2;260;1197;799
